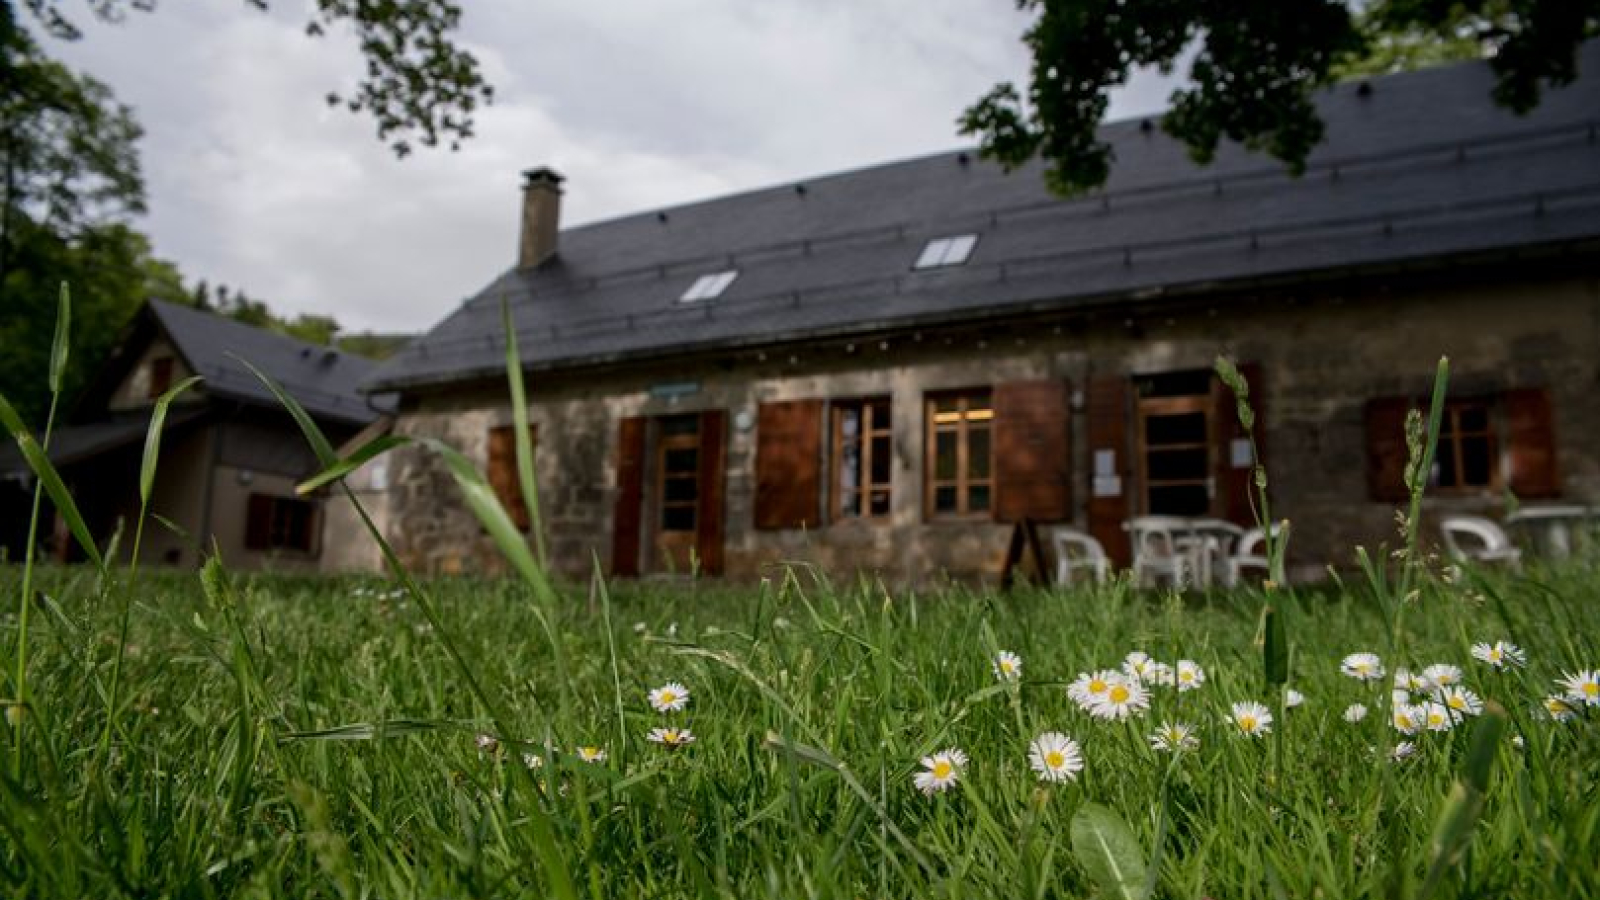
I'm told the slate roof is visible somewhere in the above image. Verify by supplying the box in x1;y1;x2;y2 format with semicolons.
147;299;391;425
366;46;1600;394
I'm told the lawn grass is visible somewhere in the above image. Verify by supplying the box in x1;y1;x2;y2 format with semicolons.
1;562;1596;898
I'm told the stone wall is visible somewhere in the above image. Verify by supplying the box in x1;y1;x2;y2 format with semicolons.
382;273;1600;585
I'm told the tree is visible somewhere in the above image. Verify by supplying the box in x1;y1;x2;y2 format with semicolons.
12;0;493;157
961;0;1600;195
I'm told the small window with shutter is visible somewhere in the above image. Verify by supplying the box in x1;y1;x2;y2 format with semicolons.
832;397;892;520
245;493;318;553
925;389;994;520
1434;400;1497;492
1365;387;1558;501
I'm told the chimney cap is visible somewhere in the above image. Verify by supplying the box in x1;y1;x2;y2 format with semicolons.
523;167;566;188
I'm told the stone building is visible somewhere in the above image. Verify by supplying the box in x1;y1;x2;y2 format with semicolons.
0;300;391;571
363;49;1600;584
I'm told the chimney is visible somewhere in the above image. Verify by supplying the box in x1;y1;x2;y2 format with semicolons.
518;167;564;269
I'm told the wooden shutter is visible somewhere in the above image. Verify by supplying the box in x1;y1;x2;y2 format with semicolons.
245;493;273;550
1086;374;1131;566
1212;362;1266;526
696;410;727;576
1505;387;1559;498
1365;397;1412;502
754;400;824;529
993;379;1071;523
148;357;174;399
487;424;536;532
611;417;646;577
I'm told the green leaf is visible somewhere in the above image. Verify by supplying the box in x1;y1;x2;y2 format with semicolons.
503;296;546;566
140;376;202;506
1263;605;1288;686
1070;801;1150;900
0;394;102;569
231;354;337;467
48;283;70;394
1461;703;1507;794
1418;703;1506;900
281;719;444;741
297;434;408;494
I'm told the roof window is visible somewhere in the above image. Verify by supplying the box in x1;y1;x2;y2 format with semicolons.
680;270;738;303
913;234;978;270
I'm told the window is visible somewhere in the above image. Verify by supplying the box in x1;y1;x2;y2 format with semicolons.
913;234;978;270
1137;396;1212;515
832;398;892;519
245;493;317;553
147;356;174;399
679;270;738;302
657;414;701;532
1434;400;1496;490
925;390;993;519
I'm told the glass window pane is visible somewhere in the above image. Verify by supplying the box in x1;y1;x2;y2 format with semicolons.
1146;412;1208;445
968;427;991;478
839;407;860;439
660;415;700;437
840;490;861;518
933;397;959;415
1436;443;1460;487
664;476;697;503
969;484;991;512
868;490;890;517
1458;405;1489;433
935;431;958;479
1147;448;1209;480
868;399;890;426
839;440;861;491
870;435;892;484
943;234;977;265
662;505;696;531
1148;484;1209;516
934;485;958;513
664;447;698;474
1462;436;1492;486
914;240;948;269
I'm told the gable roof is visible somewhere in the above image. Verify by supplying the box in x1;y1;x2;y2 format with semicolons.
366;45;1600;394
146;300;389;425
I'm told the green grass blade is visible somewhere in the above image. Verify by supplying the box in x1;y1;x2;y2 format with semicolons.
1070;801;1150;900
0;394;103;569
502;297;547;567
297;435;409;494
48;283;70;394
139;376;202;506
1263;605;1288;687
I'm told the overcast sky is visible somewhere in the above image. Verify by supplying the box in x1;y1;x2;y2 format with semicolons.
39;1;1177;334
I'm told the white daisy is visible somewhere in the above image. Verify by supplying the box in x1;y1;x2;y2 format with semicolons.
1470;641;1526;670
1557;669;1600;707
914;748;968;795
1067;670;1122;710
1147;662;1176;688
1392;689;1414;709
993;651;1023;682
1542;695;1577;722
1344;703;1369;723
1341;652;1385;682
1390;741;1418;762
1285;689;1305;709
1028;732;1084;782
1174;660;1206;692
648;682;691;713
1434;686;1483;717
475;733;499;754
1421;702;1455;732
1149;721;1200;752
1088;678;1151;721
523;752;544;769
1511;735;1525;749
1422;664;1463;688
1392;704;1424;735
647;726;696;749
1230;701;1273;737
576;746;607;764
1123;651;1156;682
1394;667;1434;693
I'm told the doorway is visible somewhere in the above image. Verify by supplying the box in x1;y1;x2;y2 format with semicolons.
652;413;702;573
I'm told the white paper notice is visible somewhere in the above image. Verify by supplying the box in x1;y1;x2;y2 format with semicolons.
1230;438;1254;469
1094;449;1116;477
1093;475;1122;498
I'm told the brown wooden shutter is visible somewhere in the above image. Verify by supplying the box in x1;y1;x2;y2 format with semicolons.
1505;387;1559;498
1212;362;1266;526
753;400;824;529
148;357;174;399
696;409;727;576
993;379;1072;523
1086;374;1131;566
1365;397;1412;502
245;493;273;550
611;417;646;577
487;424;534;531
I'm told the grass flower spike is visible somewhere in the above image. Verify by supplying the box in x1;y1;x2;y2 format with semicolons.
1230;701;1273;737
649;682;691;713
1471;640;1527;670
1028;732;1084;782
1149;721;1200;752
914;748;968;795
1341;652;1385;682
1558;669;1599;707
993;651;1022;682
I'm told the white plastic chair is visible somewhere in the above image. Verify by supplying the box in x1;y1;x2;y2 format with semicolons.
1221;521;1290;587
1124;516;1196;588
1439;516;1522;569
1051;528;1110;587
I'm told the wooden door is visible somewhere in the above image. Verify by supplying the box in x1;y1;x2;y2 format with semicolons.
653;414;702;573
1136;395;1214;516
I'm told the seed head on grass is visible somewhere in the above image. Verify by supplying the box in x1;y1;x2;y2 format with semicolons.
914;748;967;795
648;682;691;713
1341;653;1385;682
1229;701;1273;737
992;651;1022;682
1028;732;1084;782
1471;640;1526;670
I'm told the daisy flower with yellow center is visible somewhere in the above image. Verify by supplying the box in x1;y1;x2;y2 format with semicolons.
1341;653;1385;682
1434;686;1483;717
1542;695;1577;722
1393;667;1433;693
1285;689;1305;709
1421;702;1455;732
648;682;691;713
1230;701;1273;737
1146;662;1175;687
1175;660;1205;692
1067;670;1122;710
1390;741;1418;763
647;727;696;750
1344;703;1369;723
523;752;544;769
914;748;968;795
1089;678;1151;721
1558;669;1600;707
1028;732;1084;782
1123;651;1155;682
1149;721;1199;753
993;651;1023;682
1392;704;1424;735
1422;664;1463;688
576;746;607;764
475;733;500;754
1470;640;1526;670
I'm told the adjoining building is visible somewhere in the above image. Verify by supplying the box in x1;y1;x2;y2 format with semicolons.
363;48;1600;584
0;300;393;571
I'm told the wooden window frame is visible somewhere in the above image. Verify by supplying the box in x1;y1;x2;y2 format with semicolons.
1135;394;1214;516
924;389;994;521
655;414;702;534
1434;399;1498;493
246;493;319;554
830;397;892;522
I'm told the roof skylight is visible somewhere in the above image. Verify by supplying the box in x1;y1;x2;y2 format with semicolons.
913;234;978;270
680;270;739;303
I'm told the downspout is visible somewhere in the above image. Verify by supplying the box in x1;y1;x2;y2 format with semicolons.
196;404;227;563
